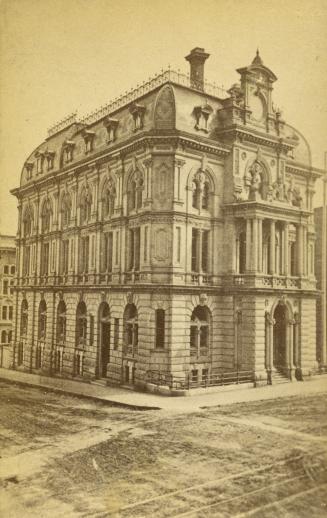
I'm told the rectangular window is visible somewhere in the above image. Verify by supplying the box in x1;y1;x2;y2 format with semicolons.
80;236;89;273
129;229;134;270
202;230;209;273
202;368;208;384
114;318;119;350
155;309;165;348
41;243;49;276
191;228;198;272
134;228;140;270
89;315;94;345
3;280;8;295
115;231;119;265
176;227;181;263
10;265;15;275
4;265;9;274
9;306;13;320
144;226;148;262
52;241;56;271
191;369;198;383
2;306;7;320
60;240;69;274
106;232;113;272
10;280;14;295
23;246;31;276
91;235;95;267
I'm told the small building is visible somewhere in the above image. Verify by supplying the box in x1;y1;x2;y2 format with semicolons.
0;235;16;367
9;48;323;392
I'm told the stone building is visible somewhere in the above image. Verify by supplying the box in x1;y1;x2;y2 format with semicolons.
10;48;323;391
314;205;327;369
0;235;16;367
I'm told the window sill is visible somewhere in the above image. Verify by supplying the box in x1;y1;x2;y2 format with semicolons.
150;348;167;353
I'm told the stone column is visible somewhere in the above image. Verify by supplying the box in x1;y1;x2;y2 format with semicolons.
297;224;303;276
257;218;263;273
173;159;185;202
246;219;252;272
303;226;308;276
287;319;295;380
284;223;289;276
252;218;258;272
198;230;203;273
269;220;275;275
143;159;152;202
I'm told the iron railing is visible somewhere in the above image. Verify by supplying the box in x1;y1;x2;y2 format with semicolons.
145;369;255;390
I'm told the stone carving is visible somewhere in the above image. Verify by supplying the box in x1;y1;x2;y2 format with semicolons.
199;293;208;306
245;161;264;200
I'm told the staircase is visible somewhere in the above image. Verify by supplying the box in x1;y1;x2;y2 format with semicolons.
271;369;290;384
90;378;108;387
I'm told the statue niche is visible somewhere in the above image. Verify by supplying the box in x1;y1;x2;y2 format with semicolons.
244;160;269;201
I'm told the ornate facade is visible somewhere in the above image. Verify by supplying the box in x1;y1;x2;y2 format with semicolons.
10;48;323;391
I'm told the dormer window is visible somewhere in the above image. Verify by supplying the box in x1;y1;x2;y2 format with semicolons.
45;152;55;171
25;162;34;180
129;103;145;131
103;117;119;143
36;152;45;174
82;130;95;154
193;104;213;132
63;141;75;163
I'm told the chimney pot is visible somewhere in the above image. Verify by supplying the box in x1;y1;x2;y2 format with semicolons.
185;48;210;91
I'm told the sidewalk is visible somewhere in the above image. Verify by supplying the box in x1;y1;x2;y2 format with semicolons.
0;367;326;412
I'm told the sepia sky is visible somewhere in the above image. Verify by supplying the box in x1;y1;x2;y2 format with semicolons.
0;0;326;235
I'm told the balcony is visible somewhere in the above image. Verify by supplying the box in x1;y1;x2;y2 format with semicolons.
231;274;316;290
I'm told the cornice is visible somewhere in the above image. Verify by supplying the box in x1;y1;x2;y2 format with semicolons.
216;125;294;154
223;200;311;220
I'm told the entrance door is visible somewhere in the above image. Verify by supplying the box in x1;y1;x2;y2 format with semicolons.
101;322;110;377
273;304;287;369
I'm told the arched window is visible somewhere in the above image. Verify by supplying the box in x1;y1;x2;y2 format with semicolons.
57;300;67;344
190;305;210;357
61;193;71;229
38;300;47;340
80;189;92;225
191;171;211;211
1;331;7;343
76;301;87;347
8;331;12;343
23;208;33;237
21;299;28;337
123;303;138;355
192;180;198;208
41;199;51;233
202;182;210;209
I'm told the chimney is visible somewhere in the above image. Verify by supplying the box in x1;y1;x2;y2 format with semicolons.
185;47;210;91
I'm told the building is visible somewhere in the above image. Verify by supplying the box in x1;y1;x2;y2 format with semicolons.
314;204;327;370
0;235;16;367
10;48;323;391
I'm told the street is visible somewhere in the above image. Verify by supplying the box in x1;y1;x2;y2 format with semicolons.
0;380;327;517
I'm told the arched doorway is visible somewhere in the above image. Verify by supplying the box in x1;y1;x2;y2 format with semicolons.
273;303;287;370
99;302;110;378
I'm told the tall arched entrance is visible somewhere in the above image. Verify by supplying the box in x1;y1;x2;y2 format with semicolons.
99;302;110;378
273;303;287;370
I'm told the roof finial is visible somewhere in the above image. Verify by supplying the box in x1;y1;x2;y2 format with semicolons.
252;48;263;66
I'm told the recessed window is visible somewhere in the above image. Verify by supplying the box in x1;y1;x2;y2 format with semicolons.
3;280;8;295
10;265;15;275
3;266;9;274
155;309;165;349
